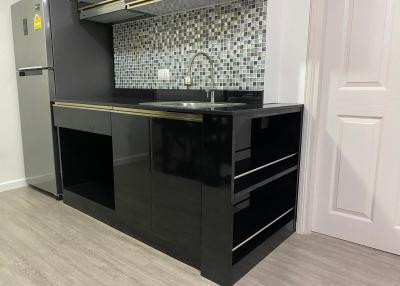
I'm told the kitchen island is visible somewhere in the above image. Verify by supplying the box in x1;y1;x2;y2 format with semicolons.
52;90;303;286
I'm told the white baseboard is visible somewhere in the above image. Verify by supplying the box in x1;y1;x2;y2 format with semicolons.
0;178;27;193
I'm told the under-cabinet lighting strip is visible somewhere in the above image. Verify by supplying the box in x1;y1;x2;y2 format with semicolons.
234;153;298;180
232;207;294;252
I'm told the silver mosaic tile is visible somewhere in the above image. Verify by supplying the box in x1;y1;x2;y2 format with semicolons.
113;0;267;91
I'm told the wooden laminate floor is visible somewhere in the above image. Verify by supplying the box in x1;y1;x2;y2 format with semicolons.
0;187;399;286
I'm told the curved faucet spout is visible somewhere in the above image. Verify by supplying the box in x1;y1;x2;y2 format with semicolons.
184;51;216;103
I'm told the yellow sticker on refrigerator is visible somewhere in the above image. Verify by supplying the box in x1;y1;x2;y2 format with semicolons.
33;14;41;31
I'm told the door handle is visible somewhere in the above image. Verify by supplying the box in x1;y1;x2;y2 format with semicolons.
17;66;50;72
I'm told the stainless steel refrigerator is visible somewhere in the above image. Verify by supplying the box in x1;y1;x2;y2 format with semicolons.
11;0;114;197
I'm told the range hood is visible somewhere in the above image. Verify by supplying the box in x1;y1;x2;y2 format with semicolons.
78;0;236;24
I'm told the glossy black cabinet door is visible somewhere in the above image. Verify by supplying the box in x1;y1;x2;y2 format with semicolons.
151;118;202;268
112;113;151;237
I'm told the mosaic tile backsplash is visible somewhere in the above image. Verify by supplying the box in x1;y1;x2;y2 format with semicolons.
113;0;267;91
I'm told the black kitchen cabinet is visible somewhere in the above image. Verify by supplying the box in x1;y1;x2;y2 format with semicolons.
151;118;203;268
54;105;116;225
202;111;303;286
111;113;203;268
53;101;303;286
112;113;152;238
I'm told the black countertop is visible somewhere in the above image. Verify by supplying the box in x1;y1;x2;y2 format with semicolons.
54;89;303;116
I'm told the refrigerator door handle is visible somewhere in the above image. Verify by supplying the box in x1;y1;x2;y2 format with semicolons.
18;66;51;72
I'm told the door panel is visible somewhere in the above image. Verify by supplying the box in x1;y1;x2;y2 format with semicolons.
112;114;151;236
333;116;381;221
16;70;57;194
151;118;202;268
11;0;52;69
312;0;400;255
342;0;391;85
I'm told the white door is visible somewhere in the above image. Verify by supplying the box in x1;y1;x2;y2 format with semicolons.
311;0;400;255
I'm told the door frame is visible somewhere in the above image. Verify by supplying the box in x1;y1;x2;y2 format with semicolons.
296;0;329;234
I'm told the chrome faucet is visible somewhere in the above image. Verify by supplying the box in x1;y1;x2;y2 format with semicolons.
184;51;216;104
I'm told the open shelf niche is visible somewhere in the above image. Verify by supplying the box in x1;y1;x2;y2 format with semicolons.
59;128;115;210
232;112;302;265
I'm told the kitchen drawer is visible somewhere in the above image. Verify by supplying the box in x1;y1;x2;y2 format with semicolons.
53;105;111;136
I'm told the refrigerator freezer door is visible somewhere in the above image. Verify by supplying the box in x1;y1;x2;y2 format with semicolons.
11;0;53;69
16;69;58;195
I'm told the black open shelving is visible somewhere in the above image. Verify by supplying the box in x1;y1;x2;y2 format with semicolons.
234;153;299;198
230;112;302;269
59;128;115;210
234;113;302;176
232;171;298;264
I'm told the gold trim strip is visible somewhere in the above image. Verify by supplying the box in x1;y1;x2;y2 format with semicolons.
79;0;123;11
112;107;203;122
54;102;113;111
53;102;203;123
126;0;161;9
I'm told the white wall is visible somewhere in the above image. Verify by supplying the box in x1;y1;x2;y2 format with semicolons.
0;0;26;192
264;0;311;104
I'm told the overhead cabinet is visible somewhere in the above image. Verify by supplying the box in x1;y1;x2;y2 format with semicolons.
78;0;238;23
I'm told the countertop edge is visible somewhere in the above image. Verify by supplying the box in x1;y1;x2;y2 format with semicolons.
53;99;304;116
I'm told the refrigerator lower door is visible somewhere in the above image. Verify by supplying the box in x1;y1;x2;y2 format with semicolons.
16;69;58;195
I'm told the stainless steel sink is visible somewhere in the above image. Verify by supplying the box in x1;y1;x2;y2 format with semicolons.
140;101;246;109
